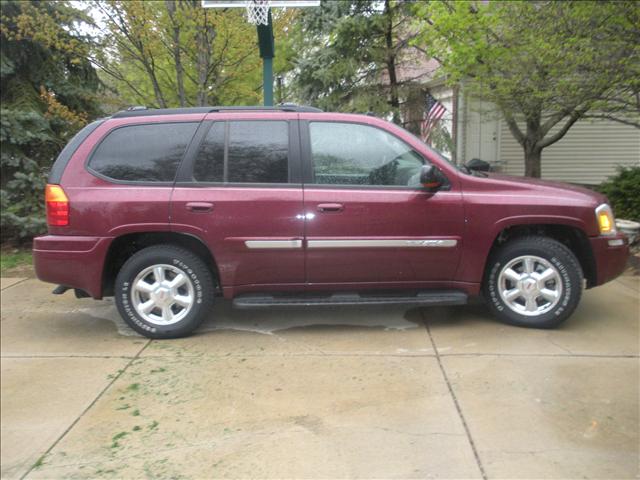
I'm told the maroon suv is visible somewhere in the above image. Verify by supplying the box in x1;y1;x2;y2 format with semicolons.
33;105;629;339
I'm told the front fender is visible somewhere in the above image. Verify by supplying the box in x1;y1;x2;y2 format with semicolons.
455;214;590;285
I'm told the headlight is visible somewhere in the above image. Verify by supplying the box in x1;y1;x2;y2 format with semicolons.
595;204;616;236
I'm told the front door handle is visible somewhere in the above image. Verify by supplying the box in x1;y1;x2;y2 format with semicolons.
317;203;344;213
186;202;214;213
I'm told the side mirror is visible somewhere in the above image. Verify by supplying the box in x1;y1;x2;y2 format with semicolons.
466;158;491;172
420;164;442;191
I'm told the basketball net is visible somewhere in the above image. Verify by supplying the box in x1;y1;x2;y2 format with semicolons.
246;0;270;25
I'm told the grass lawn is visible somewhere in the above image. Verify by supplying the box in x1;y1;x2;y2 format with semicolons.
1;247;33;276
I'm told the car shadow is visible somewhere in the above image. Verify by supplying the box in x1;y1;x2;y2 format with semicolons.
78;296;498;338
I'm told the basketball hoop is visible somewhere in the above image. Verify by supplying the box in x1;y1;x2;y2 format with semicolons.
246;0;270;25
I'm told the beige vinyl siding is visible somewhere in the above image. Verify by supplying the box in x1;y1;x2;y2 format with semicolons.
499;118;640;185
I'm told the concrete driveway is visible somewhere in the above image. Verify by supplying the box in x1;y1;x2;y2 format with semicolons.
1;275;638;479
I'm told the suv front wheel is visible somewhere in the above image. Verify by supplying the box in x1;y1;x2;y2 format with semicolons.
484;236;583;328
115;245;214;339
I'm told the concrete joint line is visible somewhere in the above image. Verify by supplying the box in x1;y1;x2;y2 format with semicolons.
437;352;639;359
1;355;138;359
0;277;29;291
136;353;440;359
19;340;152;480
422;311;488;480
615;278;640;294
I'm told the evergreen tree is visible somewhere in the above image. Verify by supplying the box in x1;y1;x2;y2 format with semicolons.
1;0;102;241
290;0;418;125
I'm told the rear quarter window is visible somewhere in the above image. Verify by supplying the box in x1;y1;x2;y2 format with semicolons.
88;122;198;182
49;119;105;184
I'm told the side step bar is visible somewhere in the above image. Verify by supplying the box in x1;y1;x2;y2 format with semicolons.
233;290;468;309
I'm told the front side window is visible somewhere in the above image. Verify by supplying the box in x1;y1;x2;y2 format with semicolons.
309;122;425;187
89;122;198;182
193;120;289;183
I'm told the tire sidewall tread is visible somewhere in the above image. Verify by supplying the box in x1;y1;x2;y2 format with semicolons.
115;245;214;339
484;236;583;329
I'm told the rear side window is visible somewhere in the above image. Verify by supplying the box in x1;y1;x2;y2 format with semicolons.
193;122;225;182
89;122;198;182
193;120;289;183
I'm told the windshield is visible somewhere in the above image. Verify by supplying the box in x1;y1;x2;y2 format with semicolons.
402;128;468;172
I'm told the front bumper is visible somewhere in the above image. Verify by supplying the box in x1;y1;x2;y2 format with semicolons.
589;234;630;286
33;235;112;299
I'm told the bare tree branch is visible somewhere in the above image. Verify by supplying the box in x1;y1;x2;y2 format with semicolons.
537;110;586;149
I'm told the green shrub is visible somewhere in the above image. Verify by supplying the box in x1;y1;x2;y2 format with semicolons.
597;166;640;222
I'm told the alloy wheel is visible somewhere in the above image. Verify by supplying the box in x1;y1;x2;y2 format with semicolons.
498;255;563;316
131;264;195;325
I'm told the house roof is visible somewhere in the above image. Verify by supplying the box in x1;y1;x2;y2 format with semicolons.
378;45;444;88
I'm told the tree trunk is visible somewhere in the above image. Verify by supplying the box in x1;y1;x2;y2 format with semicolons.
135;3;166;108
384;0;400;125
515;110;545;178
166;0;186;107
195;12;213;106
143;61;167;109
524;146;542;178
403;86;424;136
196;34;208;106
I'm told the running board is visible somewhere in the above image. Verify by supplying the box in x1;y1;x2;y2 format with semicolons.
232;290;468;309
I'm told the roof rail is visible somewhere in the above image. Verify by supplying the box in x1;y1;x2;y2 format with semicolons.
112;104;323;118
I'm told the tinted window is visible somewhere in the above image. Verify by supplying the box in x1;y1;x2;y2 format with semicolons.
89;122;198;182
309;122;424;187
193;122;225;182
227;121;288;183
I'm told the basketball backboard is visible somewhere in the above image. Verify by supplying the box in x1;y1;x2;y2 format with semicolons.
202;1;320;8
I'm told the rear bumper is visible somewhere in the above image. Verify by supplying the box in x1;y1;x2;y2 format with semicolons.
33;235;112;299
589;234;630;286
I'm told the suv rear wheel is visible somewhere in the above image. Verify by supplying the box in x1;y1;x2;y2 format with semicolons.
484;236;583;328
115;245;214;339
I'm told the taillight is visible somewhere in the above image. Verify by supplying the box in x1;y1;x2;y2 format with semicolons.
45;184;69;226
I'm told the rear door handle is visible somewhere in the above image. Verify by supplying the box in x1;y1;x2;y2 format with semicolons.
186;202;214;213
317;203;344;213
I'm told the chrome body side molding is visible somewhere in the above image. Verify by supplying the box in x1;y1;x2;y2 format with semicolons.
245;240;303;249
307;239;458;249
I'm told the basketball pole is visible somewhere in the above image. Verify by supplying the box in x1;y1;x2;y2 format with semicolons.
202;1;320;107
256;10;275;106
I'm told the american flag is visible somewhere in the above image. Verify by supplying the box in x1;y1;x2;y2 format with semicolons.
420;92;446;143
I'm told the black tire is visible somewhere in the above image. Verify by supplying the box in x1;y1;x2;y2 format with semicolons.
483;236;583;329
115;245;214;339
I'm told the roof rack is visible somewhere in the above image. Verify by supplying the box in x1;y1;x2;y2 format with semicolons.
112;104;323;118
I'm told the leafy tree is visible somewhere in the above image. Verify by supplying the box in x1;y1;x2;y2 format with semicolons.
290;0;421;126
91;0;297;109
413;0;640;177
0;0;101;242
